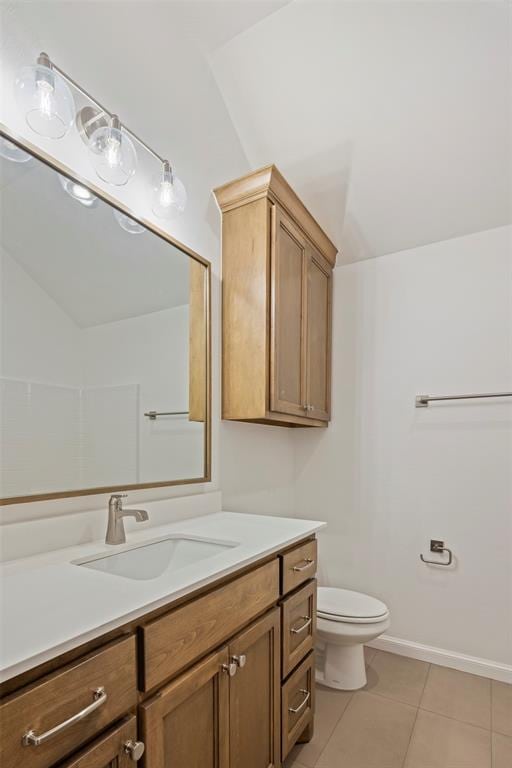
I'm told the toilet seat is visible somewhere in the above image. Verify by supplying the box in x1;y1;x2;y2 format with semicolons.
317;587;389;625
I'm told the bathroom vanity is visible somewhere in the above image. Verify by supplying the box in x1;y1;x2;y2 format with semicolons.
0;133;323;766
0;514;322;768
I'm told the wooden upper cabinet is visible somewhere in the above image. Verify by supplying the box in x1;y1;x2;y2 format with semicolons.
214;165;336;428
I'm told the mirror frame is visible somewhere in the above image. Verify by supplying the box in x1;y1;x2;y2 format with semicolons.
0;124;211;505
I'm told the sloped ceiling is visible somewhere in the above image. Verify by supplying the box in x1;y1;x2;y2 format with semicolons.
1;1;509;268
211;1;512;263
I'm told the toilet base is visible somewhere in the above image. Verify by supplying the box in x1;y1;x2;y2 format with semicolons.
317;643;367;691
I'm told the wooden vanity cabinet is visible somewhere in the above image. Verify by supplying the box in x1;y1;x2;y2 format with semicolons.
1;536;318;768
214;165;336;428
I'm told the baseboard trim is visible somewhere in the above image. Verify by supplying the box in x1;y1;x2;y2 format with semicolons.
368;635;512;684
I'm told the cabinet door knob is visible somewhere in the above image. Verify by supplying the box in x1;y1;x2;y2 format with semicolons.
222;662;237;677
232;654;247;668
124;740;145;762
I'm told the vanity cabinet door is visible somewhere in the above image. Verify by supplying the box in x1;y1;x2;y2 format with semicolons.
270;206;308;418
140;647;230;768
229;608;281;768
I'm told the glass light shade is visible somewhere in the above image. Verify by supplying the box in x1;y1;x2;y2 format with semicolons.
15;64;75;139
58;174;98;208
152;162;187;218
113;208;146;234
0;137;32;163
88;119;137;186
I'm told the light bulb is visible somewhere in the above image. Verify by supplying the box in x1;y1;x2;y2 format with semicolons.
113;208;146;234
88;115;137;186
0;137;32;163
152;161;187;218
14;53;74;139
58;174;98;208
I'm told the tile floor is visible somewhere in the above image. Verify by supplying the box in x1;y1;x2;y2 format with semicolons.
285;648;512;768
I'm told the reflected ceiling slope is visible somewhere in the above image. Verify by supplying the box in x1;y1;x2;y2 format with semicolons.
211;1;512;263
0;157;190;327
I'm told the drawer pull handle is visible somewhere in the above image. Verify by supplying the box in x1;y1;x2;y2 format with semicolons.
22;687;107;747
222;662;238;677
290;616;312;635
124;739;145;762
231;654;247;668
288;689;311;714
292;558;315;573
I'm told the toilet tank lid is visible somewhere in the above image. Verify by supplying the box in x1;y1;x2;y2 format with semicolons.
317;587;388;619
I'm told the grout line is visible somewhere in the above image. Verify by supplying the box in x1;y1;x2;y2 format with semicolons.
400;663;431;768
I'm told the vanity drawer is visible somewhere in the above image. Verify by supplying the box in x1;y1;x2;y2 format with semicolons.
141;558;280;691
281;651;315;760
282;579;317;678
59;715;139;768
0;635;137;768
281;539;317;595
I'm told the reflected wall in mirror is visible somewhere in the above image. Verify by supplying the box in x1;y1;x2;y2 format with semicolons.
0;132;210;503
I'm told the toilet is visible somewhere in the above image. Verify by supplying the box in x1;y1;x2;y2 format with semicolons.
316;587;390;690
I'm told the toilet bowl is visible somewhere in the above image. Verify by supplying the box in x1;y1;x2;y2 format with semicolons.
315;587;390;691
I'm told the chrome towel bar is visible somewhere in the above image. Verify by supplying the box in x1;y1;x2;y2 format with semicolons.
144;410;189;419
416;392;512;408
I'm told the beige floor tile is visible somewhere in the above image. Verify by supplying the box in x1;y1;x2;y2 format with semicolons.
404;710;491;768
492;680;512;737
316;691;417;768
364;645;377;667
364;650;430;706
420;664;491;729
290;685;352;767
492;732;512;768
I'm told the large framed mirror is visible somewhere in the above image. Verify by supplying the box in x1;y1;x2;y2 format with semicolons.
0;128;210;504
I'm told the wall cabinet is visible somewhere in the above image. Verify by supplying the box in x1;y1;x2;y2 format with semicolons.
1;538;317;768
214;165;336;427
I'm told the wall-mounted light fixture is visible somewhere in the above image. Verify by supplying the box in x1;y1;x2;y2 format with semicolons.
10;52;186;225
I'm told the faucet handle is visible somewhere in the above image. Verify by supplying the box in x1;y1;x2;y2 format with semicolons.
110;493;128;500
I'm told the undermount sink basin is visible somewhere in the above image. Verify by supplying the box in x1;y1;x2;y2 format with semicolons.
73;535;237;581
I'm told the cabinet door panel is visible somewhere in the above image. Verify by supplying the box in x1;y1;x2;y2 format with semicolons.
270;207;307;417
229;609;281;768
140;648;229;768
305;247;332;420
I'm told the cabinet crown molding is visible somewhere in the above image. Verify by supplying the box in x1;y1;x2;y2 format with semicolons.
214;164;338;268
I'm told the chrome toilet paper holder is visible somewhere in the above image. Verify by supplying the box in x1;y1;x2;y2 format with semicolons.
420;540;453;566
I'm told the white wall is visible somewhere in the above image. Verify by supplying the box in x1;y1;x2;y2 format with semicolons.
294;226;512;667
0;1;297;520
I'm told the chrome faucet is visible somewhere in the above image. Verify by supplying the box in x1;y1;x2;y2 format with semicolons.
105;494;149;545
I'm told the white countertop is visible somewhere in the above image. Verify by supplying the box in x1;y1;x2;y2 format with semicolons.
0;511;325;683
